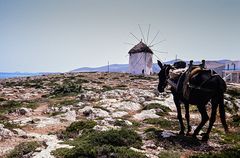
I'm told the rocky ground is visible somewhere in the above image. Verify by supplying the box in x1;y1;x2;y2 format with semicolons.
0;72;239;158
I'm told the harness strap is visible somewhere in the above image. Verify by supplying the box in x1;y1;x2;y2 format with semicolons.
167;79;177;90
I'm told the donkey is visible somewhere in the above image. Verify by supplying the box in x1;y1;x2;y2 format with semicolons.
157;60;228;141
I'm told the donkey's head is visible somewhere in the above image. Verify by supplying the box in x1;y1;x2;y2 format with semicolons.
157;60;173;92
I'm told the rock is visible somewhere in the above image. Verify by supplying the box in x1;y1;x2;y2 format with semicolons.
124;120;133;126
62;110;76;122
79;91;100;101
110;101;142;112
161;130;176;138
0;124;14;140
36;117;61;128
13;117;34;126
29;134;73;158
133;109;160;121
12;128;28;138
93;125;110;131
93;108;110;118
19;107;32;115
142;140;157;149
112;111;128;118
157;95;176;111
79;106;110;118
101;89;127;99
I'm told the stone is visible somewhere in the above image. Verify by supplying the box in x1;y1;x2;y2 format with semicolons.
0;124;14;140
93;125;109;131
111;101;142;112
133;109;160;121
12;128;27;138
19;107;32;115
62;110;76;122
79;106;109;118
112;111;128;118
161;130;176;138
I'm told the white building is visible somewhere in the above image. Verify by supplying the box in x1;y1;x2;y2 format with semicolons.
128;41;153;75
223;61;240;83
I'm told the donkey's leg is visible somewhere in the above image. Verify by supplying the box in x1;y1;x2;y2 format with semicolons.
202;99;218;141
192;105;209;138
218;93;229;133
173;95;185;135
185;104;192;135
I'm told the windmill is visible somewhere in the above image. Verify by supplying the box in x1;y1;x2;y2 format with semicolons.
126;24;167;75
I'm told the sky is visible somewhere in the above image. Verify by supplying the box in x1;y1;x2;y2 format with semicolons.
0;0;240;72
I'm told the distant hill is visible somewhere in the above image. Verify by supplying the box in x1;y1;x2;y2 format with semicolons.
71;64;129;73
71;60;231;73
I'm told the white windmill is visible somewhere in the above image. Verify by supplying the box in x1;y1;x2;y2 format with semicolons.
127;24;167;75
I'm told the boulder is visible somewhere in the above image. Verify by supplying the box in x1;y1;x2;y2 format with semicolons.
19;107;32;115
79;106;110;118
111;101;142;112
133;109;159;121
112;111;129;118
0;124;14;140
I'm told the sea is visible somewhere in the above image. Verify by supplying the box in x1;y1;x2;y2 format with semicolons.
0;72;42;79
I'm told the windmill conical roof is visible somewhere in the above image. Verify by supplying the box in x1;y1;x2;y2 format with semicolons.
128;41;153;54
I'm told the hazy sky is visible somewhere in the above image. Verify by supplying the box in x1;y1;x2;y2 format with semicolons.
0;0;239;72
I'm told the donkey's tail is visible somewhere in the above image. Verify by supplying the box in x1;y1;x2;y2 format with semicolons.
219;93;229;133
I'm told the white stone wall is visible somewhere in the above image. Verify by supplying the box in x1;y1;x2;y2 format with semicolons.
129;52;153;75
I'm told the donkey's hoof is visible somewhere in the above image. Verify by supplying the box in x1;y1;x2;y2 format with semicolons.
201;133;209;141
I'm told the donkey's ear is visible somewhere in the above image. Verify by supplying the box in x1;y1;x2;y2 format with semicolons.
157;60;163;68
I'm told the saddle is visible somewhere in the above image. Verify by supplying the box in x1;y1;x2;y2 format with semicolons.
177;60;207;100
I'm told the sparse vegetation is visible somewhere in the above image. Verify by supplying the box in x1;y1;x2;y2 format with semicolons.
50;97;79;107
130;75;155;80
0;120;20;130
226;87;240;98
190;146;240;158
114;120;128;127
58;120;97;139
158;151;181;158
143;103;172;116
0;100;22;114
144;118;177;129
102;85;114;92
50;81;82;96
232;114;240;126
6;141;41;158
53;128;144;158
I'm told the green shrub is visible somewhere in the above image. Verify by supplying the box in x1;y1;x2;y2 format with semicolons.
0;100;22;114
66;121;97;133
0;120;20;130
51;81;82;96
191;146;240;158
114;120;128;127
53;145;146;158
89;129;142;148
6;141;40;158
0;97;6;102
232;114;240;127
158;151;181;158
53;129;144;158
144;118;173;129
221;132;240;144
58;120;97;139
